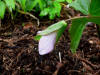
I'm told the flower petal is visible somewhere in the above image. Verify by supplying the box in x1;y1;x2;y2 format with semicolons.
38;32;57;55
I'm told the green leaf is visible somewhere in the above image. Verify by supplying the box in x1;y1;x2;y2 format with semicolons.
39;8;49;16
66;0;72;3
56;23;67;42
16;0;21;3
0;1;6;19
25;0;45;11
89;0;100;16
53;2;62;17
87;17;100;24
5;0;15;12
25;0;38;11
56;0;66;2
38;0;44;10
34;35;42;41
38;20;67;35
69;16;100;53
49;8;56;19
69;18;88;53
47;1;62;19
20;0;26;11
69;0;90;15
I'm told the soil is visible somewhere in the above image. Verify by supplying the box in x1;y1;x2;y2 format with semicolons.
0;8;100;75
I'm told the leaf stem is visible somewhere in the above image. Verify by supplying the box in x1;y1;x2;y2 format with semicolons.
64;16;89;22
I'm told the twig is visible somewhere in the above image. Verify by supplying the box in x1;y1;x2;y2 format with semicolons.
75;54;100;70
53;62;63;75
59;52;62;63
68;70;81;73
94;69;100;75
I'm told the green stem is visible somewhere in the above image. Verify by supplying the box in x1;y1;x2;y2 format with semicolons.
64;16;89;22
17;9;40;26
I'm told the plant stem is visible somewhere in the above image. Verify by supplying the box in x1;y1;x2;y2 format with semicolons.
64;16;100;39
64;16;89;22
17;10;40;26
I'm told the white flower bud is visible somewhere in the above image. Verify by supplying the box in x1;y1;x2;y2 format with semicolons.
38;32;57;55
66;4;70;8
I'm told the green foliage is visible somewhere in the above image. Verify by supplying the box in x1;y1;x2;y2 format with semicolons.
69;0;90;15
66;0;72;3
17;0;26;11
25;0;37;11
89;0;100;16
4;0;15;12
0;0;15;19
69;18;88;53
0;1;6;19
87;17;100;24
35;20;67;42
35;0;100;54
56;22;67;42
69;0;100;53
37;20;67;35
0;0;100;54
0;0;71;19
16;0;69;19
40;1;62;19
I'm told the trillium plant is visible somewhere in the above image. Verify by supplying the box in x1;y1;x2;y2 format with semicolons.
35;0;100;55
35;21;67;55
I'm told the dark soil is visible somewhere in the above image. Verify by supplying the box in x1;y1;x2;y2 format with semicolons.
0;8;100;75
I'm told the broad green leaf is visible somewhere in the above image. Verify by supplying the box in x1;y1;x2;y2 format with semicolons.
66;0;72;3
48;2;62;19
53;2;62;17
69;0;90;15
89;0;100;16
38;0;44;10
5;0;15;12
56;23;67;42
49;8;56;19
69;18;88;53
87;17;100;24
56;0;72;3
16;0;21;3
38;20;67;35
56;0;66;2
20;0;26;10
47;0;53;6
0;1;6;19
39;8;49;16
25;0;44;11
25;0;38;11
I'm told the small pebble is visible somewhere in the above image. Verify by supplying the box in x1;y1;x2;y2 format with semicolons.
89;40;93;44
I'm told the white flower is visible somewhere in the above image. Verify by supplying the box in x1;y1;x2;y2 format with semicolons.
66;4;70;8
38;32;57;55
